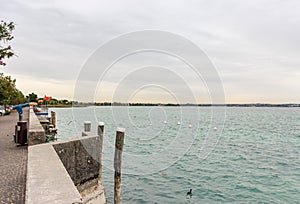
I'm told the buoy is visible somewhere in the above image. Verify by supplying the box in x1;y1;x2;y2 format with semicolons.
188;124;192;128
163;121;167;124
177;121;181;125
213;127;217;131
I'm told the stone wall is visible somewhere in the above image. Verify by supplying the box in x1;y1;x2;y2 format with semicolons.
27;107;45;145
26;136;106;204
26;143;83;204
52;136;101;186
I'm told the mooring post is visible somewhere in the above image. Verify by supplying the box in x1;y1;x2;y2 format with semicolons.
51;111;56;128
84;121;91;132
97;122;104;185
114;128;125;204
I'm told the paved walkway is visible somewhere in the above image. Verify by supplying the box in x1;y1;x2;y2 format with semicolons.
0;110;28;204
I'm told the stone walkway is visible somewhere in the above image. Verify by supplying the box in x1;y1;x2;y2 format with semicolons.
0;110;28;204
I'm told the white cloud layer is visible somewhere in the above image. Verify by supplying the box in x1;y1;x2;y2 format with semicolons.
1;0;300;103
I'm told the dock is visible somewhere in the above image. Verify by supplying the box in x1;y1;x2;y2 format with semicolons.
0;107;124;203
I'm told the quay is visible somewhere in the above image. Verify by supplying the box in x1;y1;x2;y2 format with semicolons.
0;107;125;204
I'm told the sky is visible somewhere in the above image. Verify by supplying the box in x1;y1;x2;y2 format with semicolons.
1;0;300;103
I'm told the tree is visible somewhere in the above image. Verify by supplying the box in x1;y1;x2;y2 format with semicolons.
61;99;69;104
0;73;26;106
0;21;23;106
28;92;38;102
49;98;58;105
0;20;15;66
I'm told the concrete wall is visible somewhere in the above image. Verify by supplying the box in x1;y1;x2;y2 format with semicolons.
52;136;100;186
26;143;83;204
26;136;106;204
28;107;46;145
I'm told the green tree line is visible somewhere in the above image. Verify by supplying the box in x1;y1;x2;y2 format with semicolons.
0;73;26;106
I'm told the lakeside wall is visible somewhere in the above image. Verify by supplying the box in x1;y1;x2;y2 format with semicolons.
27;108;45;145
26;136;106;204
26;110;106;203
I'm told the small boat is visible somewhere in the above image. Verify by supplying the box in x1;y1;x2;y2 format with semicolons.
34;106;48;116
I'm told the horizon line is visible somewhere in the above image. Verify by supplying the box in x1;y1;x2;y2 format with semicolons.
70;102;300;107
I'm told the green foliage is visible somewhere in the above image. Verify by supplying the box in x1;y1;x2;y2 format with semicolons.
49;98;58;105
0;20;15;66
0;22;24;105
28;92;38;102
36;95;73;107
0;73;26;105
61;99;69;104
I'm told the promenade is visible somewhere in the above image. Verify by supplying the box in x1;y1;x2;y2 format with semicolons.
0;110;28;204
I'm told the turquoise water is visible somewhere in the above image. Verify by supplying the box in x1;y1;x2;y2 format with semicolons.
50;106;300;203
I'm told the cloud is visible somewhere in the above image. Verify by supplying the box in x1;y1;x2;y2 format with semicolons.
1;0;299;102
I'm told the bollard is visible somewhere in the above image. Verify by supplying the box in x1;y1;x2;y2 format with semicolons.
84;121;91;132
114;128;125;204
97;122;104;185
51;111;56;128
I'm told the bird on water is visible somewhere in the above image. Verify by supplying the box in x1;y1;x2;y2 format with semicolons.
186;189;192;196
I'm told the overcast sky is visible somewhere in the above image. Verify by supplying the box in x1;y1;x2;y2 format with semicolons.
1;0;300;103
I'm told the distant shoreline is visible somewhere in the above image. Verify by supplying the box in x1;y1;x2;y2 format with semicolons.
70;102;300;108
43;104;72;108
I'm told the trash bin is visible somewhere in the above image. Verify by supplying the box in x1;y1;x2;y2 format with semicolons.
16;121;27;145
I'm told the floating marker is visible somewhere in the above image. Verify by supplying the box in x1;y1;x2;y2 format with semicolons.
163;121;167;124
213;127;217;131
177;121;181;125
188;124;192;128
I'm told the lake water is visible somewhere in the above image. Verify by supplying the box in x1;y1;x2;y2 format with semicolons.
49;106;300;203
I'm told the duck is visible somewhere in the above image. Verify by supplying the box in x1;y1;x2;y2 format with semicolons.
186;189;192;196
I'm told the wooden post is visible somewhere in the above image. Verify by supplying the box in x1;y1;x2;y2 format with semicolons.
84;121;91;132
114;128;125;204
97;122;104;185
51;111;56;128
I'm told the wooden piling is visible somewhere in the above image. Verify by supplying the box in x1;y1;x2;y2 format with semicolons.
114;128;125;204
97;122;104;185
51;111;56;128
84;121;91;132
